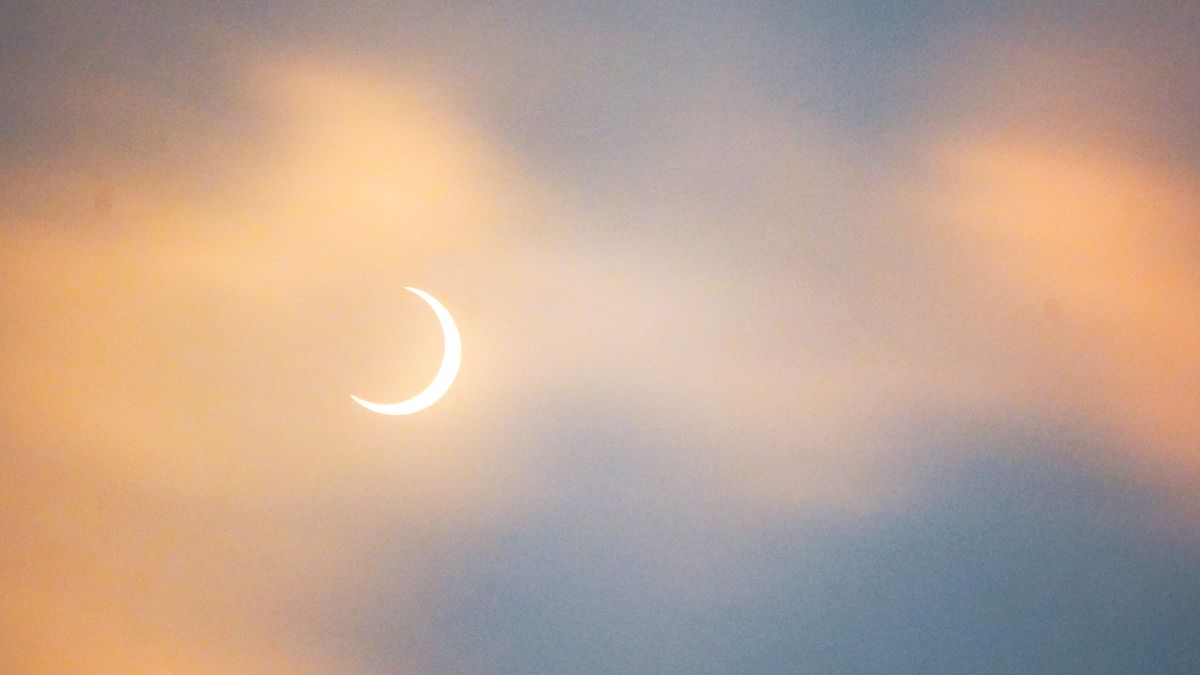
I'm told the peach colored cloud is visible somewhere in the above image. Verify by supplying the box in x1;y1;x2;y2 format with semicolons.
0;59;535;673
926;137;1200;498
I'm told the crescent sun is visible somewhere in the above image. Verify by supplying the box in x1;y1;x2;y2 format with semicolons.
350;287;461;415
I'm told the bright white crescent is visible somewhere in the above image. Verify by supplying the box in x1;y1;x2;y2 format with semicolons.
350;287;461;415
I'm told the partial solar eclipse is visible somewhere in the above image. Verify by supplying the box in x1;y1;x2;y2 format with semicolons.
350;287;461;415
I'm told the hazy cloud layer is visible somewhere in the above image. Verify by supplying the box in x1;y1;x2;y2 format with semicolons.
2;2;1199;672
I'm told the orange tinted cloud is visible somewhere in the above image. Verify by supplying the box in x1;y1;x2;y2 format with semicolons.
927;137;1200;497
0;59;534;671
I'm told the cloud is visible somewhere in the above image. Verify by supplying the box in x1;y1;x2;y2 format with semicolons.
912;24;1200;511
0;58;538;671
4;3;1200;671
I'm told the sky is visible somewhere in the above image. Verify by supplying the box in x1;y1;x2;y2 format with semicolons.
2;1;1200;672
